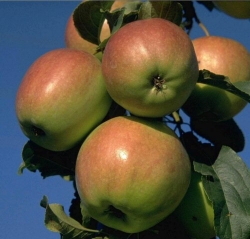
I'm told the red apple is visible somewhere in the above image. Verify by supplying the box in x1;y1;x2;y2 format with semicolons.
16;48;112;151
102;18;199;118
182;36;250;121
75;116;191;233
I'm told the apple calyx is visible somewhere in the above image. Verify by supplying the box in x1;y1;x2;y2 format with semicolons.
104;206;125;220
153;75;166;93
32;126;46;137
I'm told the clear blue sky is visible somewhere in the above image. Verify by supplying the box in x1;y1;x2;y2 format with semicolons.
1;1;250;239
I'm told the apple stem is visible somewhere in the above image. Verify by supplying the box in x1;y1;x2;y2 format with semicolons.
198;22;210;36
172;111;181;124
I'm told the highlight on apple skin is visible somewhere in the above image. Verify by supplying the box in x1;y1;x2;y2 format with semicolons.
102;18;199;118
15;48;112;151
75;116;191;233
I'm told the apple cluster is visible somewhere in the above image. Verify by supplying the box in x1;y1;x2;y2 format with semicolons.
15;1;250;238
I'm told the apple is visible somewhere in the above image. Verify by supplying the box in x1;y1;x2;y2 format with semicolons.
75;116;191;233
101;18;199;118
64;13;110;56
182;36;250;121
213;1;250;19
173;171;215;239
15;48;112;151
65;0;129;55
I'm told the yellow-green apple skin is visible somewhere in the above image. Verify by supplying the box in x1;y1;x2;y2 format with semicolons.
75;116;191;233
182;36;250;121
213;1;250;19
15;48;112;151
64;0;129;55
101;18;199;118
173;171;215;239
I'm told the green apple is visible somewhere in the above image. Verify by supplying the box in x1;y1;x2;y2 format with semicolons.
213;1;250;19
173;171;215;239
101;18;199;118
16;48;112;151
75;116;191;233
182;36;250;121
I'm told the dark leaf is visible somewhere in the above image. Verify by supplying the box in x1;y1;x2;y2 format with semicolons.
18;140;79;179
138;1;183;26
99;213;191;239
198;70;250;103
69;181;82;224
194;146;250;239
196;1;215;11
191;118;245;152
180;131;221;165
102;100;127;122
73;1;114;46
178;1;200;31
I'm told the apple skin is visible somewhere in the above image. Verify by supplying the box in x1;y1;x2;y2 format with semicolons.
75;116;191;233
213;1;250;19
102;18;199;118
173;171;215;239
15;48;112;151
182;36;250;121
65;1;129;55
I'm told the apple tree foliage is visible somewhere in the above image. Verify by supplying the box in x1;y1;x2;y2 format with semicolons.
18;1;250;239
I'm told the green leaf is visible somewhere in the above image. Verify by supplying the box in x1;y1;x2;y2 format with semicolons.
198;70;250;103
190;118;245;152
194;146;250;239
107;6;126;35
233;81;250;96
41;196;99;239
138;1;183;26
97;3;140;52
18;141;78;179
73;1;114;46
104;0;141;34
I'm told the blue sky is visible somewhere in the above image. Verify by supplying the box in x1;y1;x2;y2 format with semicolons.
1;1;250;239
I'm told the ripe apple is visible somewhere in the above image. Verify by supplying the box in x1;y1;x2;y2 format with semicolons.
213;1;250;19
173;171;215;239
75;116;191;233
182;36;250;121
101;18;199;118
16;48;112;151
65;0;129;55
64;14;111;57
